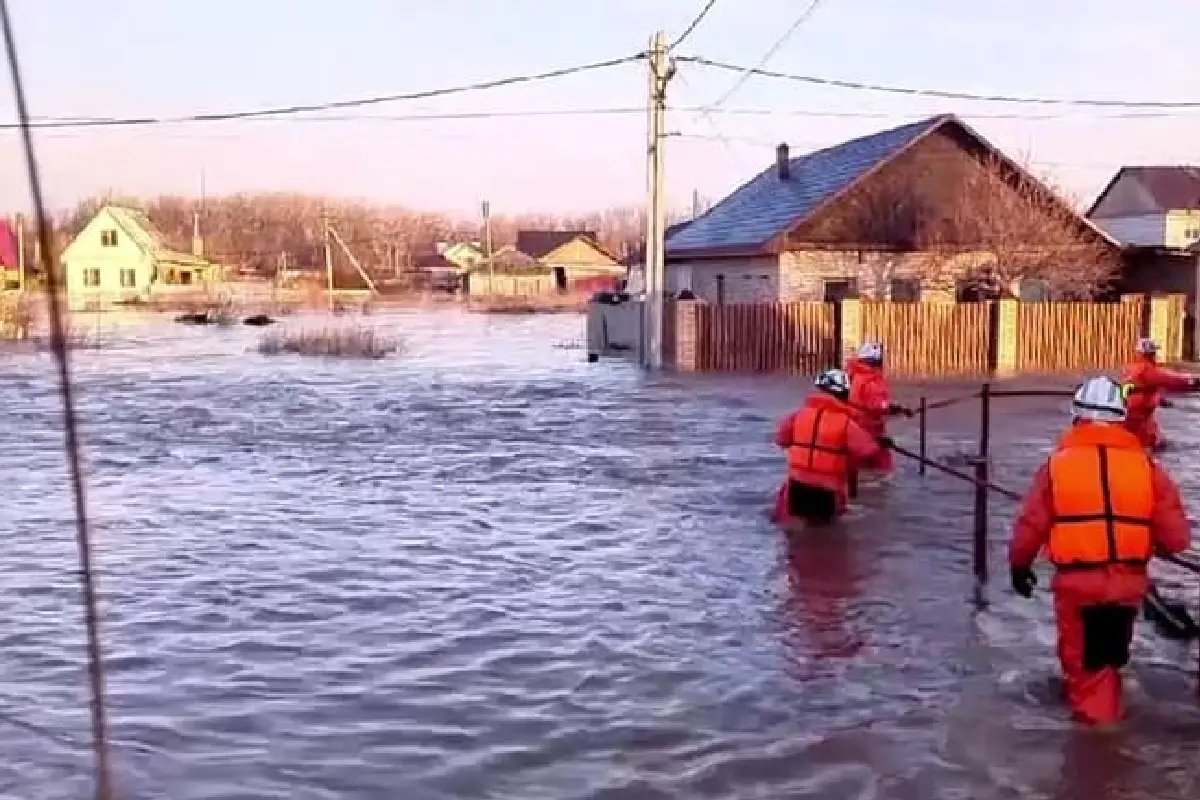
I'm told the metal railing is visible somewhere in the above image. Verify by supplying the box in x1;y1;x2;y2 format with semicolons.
907;382;1200;695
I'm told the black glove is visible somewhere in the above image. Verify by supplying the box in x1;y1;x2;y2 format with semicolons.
1160;398;1175;409
877;435;896;449
1010;566;1037;598
887;403;914;418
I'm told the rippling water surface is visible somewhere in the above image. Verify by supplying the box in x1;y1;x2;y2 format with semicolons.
2;310;1200;800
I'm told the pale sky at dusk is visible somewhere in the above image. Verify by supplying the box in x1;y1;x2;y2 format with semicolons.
1;0;1198;219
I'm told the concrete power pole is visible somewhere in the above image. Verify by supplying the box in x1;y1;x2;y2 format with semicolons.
642;30;673;369
482;200;494;296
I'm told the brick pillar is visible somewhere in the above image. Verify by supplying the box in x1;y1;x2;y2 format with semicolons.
674;299;699;371
839;298;862;363
993;298;1019;377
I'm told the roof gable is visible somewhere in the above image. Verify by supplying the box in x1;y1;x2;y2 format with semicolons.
666;116;951;257
1088;167;1200;217
516;229;598;259
668;114;1114;257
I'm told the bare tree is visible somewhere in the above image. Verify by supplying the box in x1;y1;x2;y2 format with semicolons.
942;154;1119;297
47;194;698;279
820;150;1119;299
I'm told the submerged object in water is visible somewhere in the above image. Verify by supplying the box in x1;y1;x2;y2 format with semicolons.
174;312;212;325
1142;584;1200;640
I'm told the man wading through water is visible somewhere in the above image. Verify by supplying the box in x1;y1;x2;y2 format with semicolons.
772;368;884;528
1008;375;1192;725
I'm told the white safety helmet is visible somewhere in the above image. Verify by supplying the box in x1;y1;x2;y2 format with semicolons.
1137;337;1159;355
857;341;884;362
815;368;851;399
1071;376;1127;423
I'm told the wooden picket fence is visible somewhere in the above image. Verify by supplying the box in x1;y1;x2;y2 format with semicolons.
1015;300;1143;373
860;301;992;377
671;294;1186;378
694;302;837;373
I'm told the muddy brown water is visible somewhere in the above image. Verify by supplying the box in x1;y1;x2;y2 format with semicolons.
0;310;1198;799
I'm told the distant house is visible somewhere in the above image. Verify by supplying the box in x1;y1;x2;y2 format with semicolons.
1088;167;1200;249
464;245;554;297
62;205;227;310
1089;167;1200;358
665;114;1116;304
514;230;624;293
412;251;461;292
438;241;485;272
0;218;19;289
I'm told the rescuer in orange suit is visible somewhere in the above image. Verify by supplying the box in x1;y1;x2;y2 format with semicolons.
1120;337;1200;450
846;341;913;473
772;368;885;527
1008;375;1192;725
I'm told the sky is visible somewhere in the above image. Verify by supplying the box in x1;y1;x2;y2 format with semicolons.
0;0;1198;220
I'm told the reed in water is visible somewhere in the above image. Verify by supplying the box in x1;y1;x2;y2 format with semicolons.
257;324;402;359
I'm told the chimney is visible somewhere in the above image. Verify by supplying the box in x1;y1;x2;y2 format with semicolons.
776;143;790;180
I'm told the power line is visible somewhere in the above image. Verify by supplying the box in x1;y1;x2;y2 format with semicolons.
0;53;645;131
680;55;1200;108
669;0;720;50
11;103;1200;139
707;0;825;109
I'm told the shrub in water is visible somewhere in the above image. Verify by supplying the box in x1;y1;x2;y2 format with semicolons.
257;324;402;359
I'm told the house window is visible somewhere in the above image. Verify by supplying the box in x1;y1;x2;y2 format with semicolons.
822;278;858;302
99;229;118;247
889;278;921;302
179;271;193;286
82;268;100;287
715;274;726;305
1184;227;1200;241
119;268;136;288
1019;279;1051;302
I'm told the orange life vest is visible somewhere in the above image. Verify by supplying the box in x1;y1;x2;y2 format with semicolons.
787;399;851;480
1047;423;1154;570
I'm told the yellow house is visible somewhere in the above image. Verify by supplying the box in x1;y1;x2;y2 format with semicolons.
62;205;225;310
513;230;624;292
438;241;485;273
466;245;556;296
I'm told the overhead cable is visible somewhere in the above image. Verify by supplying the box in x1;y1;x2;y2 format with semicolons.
680;55;1200;108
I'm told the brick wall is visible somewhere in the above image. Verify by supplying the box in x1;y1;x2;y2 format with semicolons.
779;249;992;301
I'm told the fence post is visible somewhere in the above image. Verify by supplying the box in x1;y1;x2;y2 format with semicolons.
994;298;1019;377
839;297;862;364
1147;294;1179;361
918;395;927;476
972;382;992;608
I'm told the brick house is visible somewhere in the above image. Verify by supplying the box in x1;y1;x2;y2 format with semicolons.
665;114;1117;304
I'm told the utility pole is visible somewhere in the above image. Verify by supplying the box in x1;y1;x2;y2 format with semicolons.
323;213;334;312
642;30;673;369
482;199;494;296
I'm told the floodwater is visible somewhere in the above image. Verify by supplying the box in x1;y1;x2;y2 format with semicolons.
1;309;1199;800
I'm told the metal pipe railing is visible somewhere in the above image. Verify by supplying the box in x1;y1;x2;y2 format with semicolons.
907;382;1200;695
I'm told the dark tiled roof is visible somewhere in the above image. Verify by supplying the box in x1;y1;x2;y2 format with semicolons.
666;115;952;257
1112;167;1200;213
515;229;598;259
412;252;457;271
